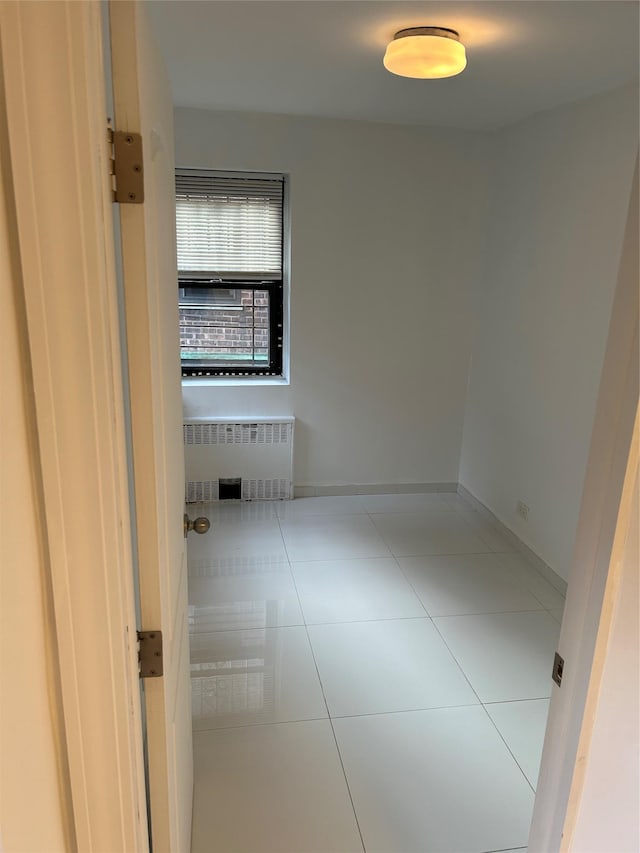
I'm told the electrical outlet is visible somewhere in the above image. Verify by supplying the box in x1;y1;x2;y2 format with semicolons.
516;500;530;521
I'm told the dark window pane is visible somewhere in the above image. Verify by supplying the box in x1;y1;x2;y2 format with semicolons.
179;287;271;369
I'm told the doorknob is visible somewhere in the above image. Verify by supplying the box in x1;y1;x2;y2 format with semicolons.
184;514;211;537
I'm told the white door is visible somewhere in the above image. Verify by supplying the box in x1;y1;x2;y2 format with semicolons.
109;3;193;850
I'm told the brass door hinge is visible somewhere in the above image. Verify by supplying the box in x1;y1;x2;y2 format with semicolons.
108;127;144;204
137;630;163;678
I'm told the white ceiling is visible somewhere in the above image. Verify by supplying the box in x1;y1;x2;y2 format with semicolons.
145;1;639;130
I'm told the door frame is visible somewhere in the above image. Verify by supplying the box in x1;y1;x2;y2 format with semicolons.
528;159;639;850
0;2;148;850
1;1;637;849
109;1;194;849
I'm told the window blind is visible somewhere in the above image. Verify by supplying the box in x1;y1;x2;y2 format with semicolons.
175;172;284;280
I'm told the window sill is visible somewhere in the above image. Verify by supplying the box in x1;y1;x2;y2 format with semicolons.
181;375;290;388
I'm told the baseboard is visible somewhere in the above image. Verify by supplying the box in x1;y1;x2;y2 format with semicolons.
457;483;568;596
293;482;458;498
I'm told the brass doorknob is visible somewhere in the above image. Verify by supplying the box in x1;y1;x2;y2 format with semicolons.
184;514;211;537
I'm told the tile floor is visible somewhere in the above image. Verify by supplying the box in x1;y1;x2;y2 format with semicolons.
188;493;564;853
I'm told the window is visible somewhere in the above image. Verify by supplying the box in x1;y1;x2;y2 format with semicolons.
175;170;286;378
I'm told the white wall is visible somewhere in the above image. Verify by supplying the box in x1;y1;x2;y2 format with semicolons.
0;123;68;852
459;83;638;580
176;108;491;488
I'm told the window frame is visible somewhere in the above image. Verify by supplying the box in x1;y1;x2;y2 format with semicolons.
175;168;290;381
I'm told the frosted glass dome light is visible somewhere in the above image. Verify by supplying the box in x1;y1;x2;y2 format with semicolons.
383;27;467;79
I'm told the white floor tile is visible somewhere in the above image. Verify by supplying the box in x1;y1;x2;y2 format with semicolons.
548;608;564;624
188;494;556;852
191;720;363;853
190;626;327;730
279;515;391;562
292;557;425;624
398;553;545;616
187;519;288;569
486;698;551;789
497;553;567;610
333;706;534;853
276;495;366;518
371;511;492;556
434;611;561;702
191;500;278;523
360;492;452;513
308;618;478;717
188;564;303;632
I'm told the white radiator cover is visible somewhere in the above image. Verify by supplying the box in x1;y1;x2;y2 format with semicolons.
183;417;294;502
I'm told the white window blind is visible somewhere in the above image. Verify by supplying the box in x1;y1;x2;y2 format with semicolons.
176;172;283;280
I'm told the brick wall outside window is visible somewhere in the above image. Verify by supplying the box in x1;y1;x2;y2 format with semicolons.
179;289;269;357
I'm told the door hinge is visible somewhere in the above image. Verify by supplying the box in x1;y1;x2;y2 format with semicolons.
108;127;144;204
552;651;564;687
137;630;163;678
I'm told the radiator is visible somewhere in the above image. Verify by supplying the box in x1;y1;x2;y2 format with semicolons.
183;417;294;502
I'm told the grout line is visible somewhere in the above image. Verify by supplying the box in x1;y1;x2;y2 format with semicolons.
483;696;551;706
282;522;367;853
449;504;510;553
388;546;539;625
382;550;433;617
319;717;367;853
189;603;560;635
427;618;485;707
427;607;546;618
313;609;435;627
326;702;482;721
288;548;503;563
275;515;311;629
546;608;564;625
426;610;541;798
194;699;553;734
279;512;369;521
482;848;528;852
432;609;548;622
188;607;556;635
289;553;408;566
480;703;538;795
490;551;566;611
306;614;432;627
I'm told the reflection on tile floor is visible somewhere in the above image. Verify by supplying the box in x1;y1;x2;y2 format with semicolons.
189;493;565;853
188;563;303;632
190;625;327;730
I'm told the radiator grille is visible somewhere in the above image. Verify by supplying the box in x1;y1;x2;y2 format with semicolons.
186;478;290;502
242;479;290;501
184;422;291;446
186;480;219;503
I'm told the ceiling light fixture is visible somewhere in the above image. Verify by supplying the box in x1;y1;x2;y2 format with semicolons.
383;27;467;79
